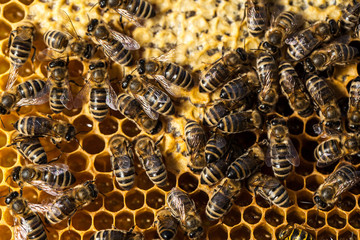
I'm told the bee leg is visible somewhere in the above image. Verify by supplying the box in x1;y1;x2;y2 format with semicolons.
119;15;125;30
69;80;84;87
7;31;15;48
31;46;37;63
37;213;49;232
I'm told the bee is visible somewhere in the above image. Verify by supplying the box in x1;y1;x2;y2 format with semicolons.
7;135;48;164
11;164;76;195
86;18;140;66
219;73;260;101
90;228;143;240
205;132;229;164
13;116;77;146
266;118;300;180
200;150;233;186
340;2;360;32
7;22;36;90
203;100;247;127
278;61;313;117
116;93;162;135
305;74;341;133
4;191;47;240
226;144;265;180
217;110;263;134
278;225;314;240
262;11;303;54
304;43;359;72
73;60;117;122
286;19;339;61
314;163;360;210
155;209;179;240
348;77;360;131
134;135;168;187
167;187;203;239
247;172;290;207
0;79;47;115
257;51;279;113
45;180;98;224
184;120;207;173
109;134;135;190
314;134;360;167
245;0;269;37
199;48;248;93
205;178;241;221
122;75;175;119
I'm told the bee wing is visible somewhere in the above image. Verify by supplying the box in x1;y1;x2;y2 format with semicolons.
28;202;50;215
285;138;300;167
98;39;122;61
6;65;19;90
134;93;159;120
333;169;360;199
109;29;140;50
14;217;27;240
265;143;272;167
60;78;74;110
60;10;80;40
115;9;144;27
105;79;118;110
73;81;90;109
155;49;177;62
37;48;63;62
154;75;182;98
16;80;51;106
170;189;187;223
263;178;281;189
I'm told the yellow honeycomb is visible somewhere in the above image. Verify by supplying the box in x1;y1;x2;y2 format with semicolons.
0;0;359;239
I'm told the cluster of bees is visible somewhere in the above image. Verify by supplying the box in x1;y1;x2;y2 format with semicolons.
1;0;360;239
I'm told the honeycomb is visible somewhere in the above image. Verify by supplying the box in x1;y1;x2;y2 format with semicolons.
0;0;359;239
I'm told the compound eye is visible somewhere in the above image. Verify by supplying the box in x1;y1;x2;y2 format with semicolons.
139;59;145;64
89;64;95;70
98;62;105;68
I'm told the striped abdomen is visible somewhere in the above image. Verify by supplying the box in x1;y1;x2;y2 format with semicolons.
205;133;228;163
164;63;194;90
206;189;233;221
40;165;76;188
17;79;46;99
331;44;359;62
257;52;277;84
44;30;69;52
144;87;175;116
348;78;360;130
185;120;206;149
200;62;231;93
107;39;133;66
306;74;335;107
314;139;342;167
156;209;178;240
220;77;250;100
9;36;32;68
246;0;268;36
112;155;135;190
260;181;290;207
287;29;319;61
227;153;262;180
270;142;293;180
340;3;360;31
126;0;155;18
203;102;229;127
285;228;314;240
16;137;47;164
46;196;77;224
90;229;141;240
330;164;358;188
90;88;108;122
167;188;195;219
14;116;52;136
50;87;68;113
275;11;298;34
217;111;259;133
142;155;167;187
200;160;228;186
21;210;47;240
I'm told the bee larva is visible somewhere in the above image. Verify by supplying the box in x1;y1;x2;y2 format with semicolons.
247;172;290;207
155;209;179;240
109;134;135;190
200;150;233;186
217;110;263;134
205;132;229;164
90;228;144;240
348;77;360;131
205;178;240;221
246;0;269;37
8;135;48;164
278;225;314;240
134;135;168;187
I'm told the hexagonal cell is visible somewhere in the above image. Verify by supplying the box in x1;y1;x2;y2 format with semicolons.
316;161;338;175
0;0;10;3
305;117;321;137
58;137;80;153
72;211;92;231
0;148;17;168
22;186;38;202
234;189;253;207
288;117;304;135
0;131;7;148
0;57;10;74
208;224;227;240
68;60;84;77
122;119;141;137
83;134;105;154
146;189;165;209
99;117;119;135
190;190;209;212
95;174;114;193
317;228;336;240
297;191;314;209
349;210;360;228
307;210;325;229
222;207;241;227
115;211;134;231
94;211;114;230
18;61;34;78
230;224;251;240
265;208;284;227
255;194;270;208
66;152;88;172
253;224;273;240
243;206;262;224
3;3;25;22
0;225;12;240
135;208;154;229
83;231;96;240
19;0;34;5
178;172;198;193
295;161;314;176
339;230;358;240
125;189;145;210
47;229;59;240
337;193;356;211
276;96;293;116
136;170;154;190
83;195;103;213
306;175;323;192
327;210;346;229
301;140;318;163
285;174;304;191
60;230;81;240
286;208;305;225
3;208;14;225
73;115;93;133
94;153;112;172
104;191;124;212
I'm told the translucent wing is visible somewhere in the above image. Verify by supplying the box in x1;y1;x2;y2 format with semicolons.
14;217;27;240
16;80;50;106
265;143;272;167
73;81;90;109
154;75;183;98
262;177;281;189
105;79;118;110
247;2;267;32
334;170;360;198
134;93;159;120
155;49;177;62
60;78;74;110
109;29;140;50
284;137;300;166
170;188;187;223
28;203;51;215
98;39;121;62
6;65;19;90
60;10;80;40
37;48;63;61
115;9;144;27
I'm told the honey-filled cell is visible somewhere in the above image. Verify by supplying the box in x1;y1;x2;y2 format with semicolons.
82;134;105;154
264;208;284;227
253;224;273;240
178;172;198;193
95;174;114;193
0;225;12;240
73;115;93;133
243;206;262;225
3;3;25;22
327;210;347;229
0;148;17;168
60;230;81;240
94;153;112;172
136;170;155;190
122;119;141;137
0;56;10;74
67;152;89;172
3;208;14;226
99;117;119;135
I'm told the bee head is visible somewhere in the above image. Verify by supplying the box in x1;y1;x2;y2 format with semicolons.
258;103;271;113
87;19;99;34
262;41;278;55
137;59;147;74
328;19;339;36
11;166;22;182
99;0;108;8
304;58;316;72
122;75;133;89
267;30;282;46
313;195;328;209
235;47;248;62
84;181;98;199
5;191;19;205
344;137;359;151
161;231;175;240
65;125;76;141
188;226;203;239
89;62;96;70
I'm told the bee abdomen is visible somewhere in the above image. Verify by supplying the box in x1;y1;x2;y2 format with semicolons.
200;163;225;186
203;102;228;127
314;139;342;167
277;11;297;30
144;157;168;186
90;88;108;122
50;87;68;113
24;212;47;240
10;37;32;68
200;63;230;93
127;0;155;18
17;79;46;99
145;89;175;116
227;156;255;180
306;75;334;104
17;139;47;164
42;166;76;188
113;156;135;190
247;4;267;36
164;63;194;90
14;116;52;136
109;40;133;66
44;30;69;52
206;191;231;221
220;77;250;100
268;183;290;207
46;196;77;224
340;3;360;31
287;30;319;60
334;44;359;61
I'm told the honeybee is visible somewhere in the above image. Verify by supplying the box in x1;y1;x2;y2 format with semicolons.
205;132;229;164
217;110;263;134
184;120;207;173
266;118;300;180
262;11;303;54
73;60;117;122
109;134;135;190
86;18;140;66
245;0;269;37
304;43;359;72
116;93;162;135
205;178;240;221
219;73;260;101
13;116;77;146
247;172;290;207
278;61;313;117
286;19;339;61
203;100;247;127
45;180;98;224
11;164;76;196
90;228;143;240
226;144;264;180
200;150;233;186
0;79;47;115
7;22;36;90
155;209;179;240
305;74;341;133
278;225;314;240
199;48;248;93
4;191;47;240
348;77;360;131
313;163;360;210
7;135;48;164
167;187;203;239
314;134;360;167
134;135;168;187
122;75;175;119
340;2;360;32
257;51;279;113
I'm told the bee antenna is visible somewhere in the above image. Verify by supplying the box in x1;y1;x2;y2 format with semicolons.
75;131;89;136
5;174;13;184
98;190;106;197
87;14;91;22
74;137;83;150
89;2;98;12
0;117;5;129
61;10;80;39
130;68;137;74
